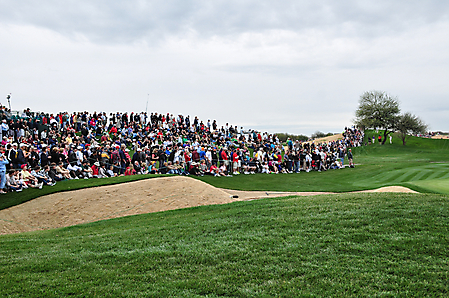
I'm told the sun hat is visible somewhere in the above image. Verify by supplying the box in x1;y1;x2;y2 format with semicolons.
94;162;100;166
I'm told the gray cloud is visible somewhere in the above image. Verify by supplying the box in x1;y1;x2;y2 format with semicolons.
1;0;448;44
1;1;448;134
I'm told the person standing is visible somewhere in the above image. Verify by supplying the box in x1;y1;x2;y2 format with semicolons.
348;149;354;168
0;120;8;140
338;146;345;168
0;154;9;193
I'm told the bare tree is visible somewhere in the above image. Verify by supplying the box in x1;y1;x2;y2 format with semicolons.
397;112;428;145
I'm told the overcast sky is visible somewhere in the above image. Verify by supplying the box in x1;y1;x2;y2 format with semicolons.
1;1;448;135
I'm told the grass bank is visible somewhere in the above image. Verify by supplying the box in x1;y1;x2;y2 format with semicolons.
196;133;449;194
1;192;447;297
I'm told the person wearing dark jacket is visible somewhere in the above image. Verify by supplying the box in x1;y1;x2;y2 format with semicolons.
15;144;27;168
40;145;50;167
51;147;61;165
131;149;142;165
348;149;354;168
28;146;40;168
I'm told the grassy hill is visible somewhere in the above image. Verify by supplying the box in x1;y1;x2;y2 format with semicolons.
196;132;449;194
1;192;448;297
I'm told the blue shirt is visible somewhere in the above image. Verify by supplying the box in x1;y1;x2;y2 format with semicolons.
0;159;9;172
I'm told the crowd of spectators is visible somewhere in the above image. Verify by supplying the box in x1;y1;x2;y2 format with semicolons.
0;108;364;193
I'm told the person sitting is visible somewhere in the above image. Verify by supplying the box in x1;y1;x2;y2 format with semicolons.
48;163;64;181
147;161;159;174
67;161;84;178
106;165;117;177
218;163;230;176
209;164;220;176
269;161;279;174
261;161;270;174
91;162;101;178
98;163;108;178
139;162;148;174
124;164;136;176
6;169;23;192
19;164;42;189
199;160;211;175
133;161;143;175
80;161;93;178
56;162;73;180
188;162;203;176
31;166;55;186
40;165;57;185
247;158;258;174
166;161;179;174
173;160;186;175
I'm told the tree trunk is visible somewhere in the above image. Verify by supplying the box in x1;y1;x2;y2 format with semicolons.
382;130;389;145
400;133;407;145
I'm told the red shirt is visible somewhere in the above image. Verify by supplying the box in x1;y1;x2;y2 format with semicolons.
221;151;228;160
232;152;239;162
91;165;99;175
184;152;191;162
124;167;135;176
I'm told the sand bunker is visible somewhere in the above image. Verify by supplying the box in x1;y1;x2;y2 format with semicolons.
431;135;449;139
0;176;417;235
310;133;343;144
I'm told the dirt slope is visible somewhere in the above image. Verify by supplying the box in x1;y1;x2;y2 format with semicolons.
0;176;416;235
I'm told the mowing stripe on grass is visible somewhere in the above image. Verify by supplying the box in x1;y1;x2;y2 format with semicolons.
387;171;411;183
427;171;448;180
427;164;449;169
409;169;433;181
392;170;421;183
371;170;406;183
418;170;438;181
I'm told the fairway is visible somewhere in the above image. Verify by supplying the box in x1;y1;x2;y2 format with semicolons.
1;132;448;297
0;193;447;297
406;177;449;194
353;163;449;189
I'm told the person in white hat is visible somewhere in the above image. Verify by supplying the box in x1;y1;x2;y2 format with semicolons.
75;146;84;165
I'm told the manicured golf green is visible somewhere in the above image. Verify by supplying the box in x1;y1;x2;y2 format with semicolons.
405;177;449;194
1;192;448;297
1;131;448;296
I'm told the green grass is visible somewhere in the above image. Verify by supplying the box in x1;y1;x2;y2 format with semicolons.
195;133;449;194
1;192;448;297
405;178;449;194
